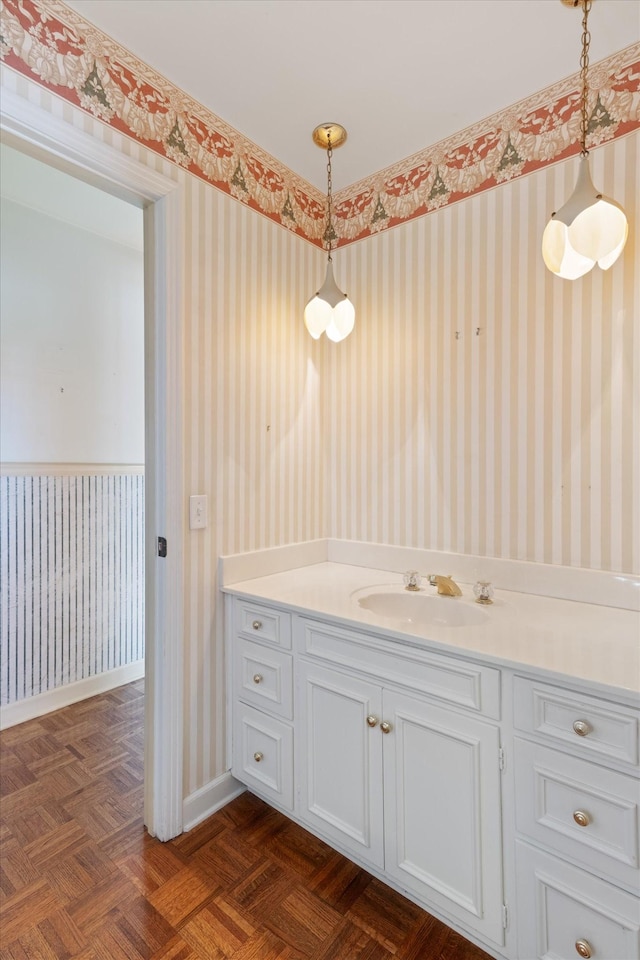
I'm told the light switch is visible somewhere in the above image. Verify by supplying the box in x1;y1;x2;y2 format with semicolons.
189;495;207;530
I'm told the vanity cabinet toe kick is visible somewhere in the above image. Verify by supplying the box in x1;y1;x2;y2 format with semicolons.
226;594;640;960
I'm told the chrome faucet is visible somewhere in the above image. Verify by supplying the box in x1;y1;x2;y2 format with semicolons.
428;574;462;597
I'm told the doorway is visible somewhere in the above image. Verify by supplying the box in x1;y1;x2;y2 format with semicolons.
1;87;185;841
1;142;146;720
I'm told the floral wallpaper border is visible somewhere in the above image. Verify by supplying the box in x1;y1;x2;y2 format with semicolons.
1;0;639;248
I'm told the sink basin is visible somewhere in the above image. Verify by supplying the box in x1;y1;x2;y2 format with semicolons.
353;589;488;628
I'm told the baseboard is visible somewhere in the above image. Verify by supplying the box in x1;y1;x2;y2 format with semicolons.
0;660;145;730
182;772;246;832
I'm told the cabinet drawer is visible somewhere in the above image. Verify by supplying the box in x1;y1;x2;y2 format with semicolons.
298;619;500;718
514;677;639;769
234;638;293;719
235;599;291;649
515;841;640;959
514;738;640;888
232;703;293;811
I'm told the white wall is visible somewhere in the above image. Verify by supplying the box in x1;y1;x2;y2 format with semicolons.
0;150;144;465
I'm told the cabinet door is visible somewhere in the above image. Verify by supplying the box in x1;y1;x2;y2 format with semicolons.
297;660;384;868
382;690;504;946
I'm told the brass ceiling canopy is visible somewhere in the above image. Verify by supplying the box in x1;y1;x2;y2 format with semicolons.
311;123;347;150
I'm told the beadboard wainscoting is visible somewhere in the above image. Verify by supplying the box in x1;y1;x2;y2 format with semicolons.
0;469;145;725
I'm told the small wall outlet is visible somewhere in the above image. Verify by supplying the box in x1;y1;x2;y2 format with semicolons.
189;495;207;530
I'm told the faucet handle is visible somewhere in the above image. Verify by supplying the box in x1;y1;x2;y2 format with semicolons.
473;580;494;604
403;570;421;591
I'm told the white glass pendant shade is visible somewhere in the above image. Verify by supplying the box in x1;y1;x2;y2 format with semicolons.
569;200;628;267
597;228;628;270
325;297;355;342
304;259;355;342
542;156;628;278
541;218;594;279
304;295;332;339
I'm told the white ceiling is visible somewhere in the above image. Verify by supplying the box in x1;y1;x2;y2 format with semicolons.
66;0;639;191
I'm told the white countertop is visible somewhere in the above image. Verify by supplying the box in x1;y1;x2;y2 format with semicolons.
223;561;640;699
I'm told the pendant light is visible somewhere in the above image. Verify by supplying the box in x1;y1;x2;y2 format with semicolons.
541;0;628;279
304;123;355;342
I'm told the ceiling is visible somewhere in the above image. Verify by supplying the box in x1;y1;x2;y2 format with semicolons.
65;0;639;191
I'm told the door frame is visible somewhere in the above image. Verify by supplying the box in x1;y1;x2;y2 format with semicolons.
1;86;185;840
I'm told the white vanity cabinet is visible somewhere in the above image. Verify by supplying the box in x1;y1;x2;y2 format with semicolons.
225;585;640;960
511;676;640;960
296;616;506;947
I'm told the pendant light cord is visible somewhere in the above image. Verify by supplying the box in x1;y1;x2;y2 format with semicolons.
579;0;592;156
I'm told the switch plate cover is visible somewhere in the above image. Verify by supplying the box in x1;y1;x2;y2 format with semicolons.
189;495;207;530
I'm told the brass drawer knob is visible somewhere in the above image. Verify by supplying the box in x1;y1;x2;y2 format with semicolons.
252;620;262;630
253;674;263;684
366;715;379;728
573;719;592;737
575;939;592;959
380;721;392;734
253;752;263;762
573;810;591;827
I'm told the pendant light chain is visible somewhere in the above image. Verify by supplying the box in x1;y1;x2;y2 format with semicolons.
325;134;334;261
579;0;592;156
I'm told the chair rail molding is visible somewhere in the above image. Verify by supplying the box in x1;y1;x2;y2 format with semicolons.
0;81;185;841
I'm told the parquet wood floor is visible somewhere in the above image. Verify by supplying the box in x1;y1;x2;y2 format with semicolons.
1;681;494;960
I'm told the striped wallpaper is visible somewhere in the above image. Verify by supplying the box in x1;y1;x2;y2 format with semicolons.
2;67;637;802
1;473;144;706
327;133;639;577
180;171;325;792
